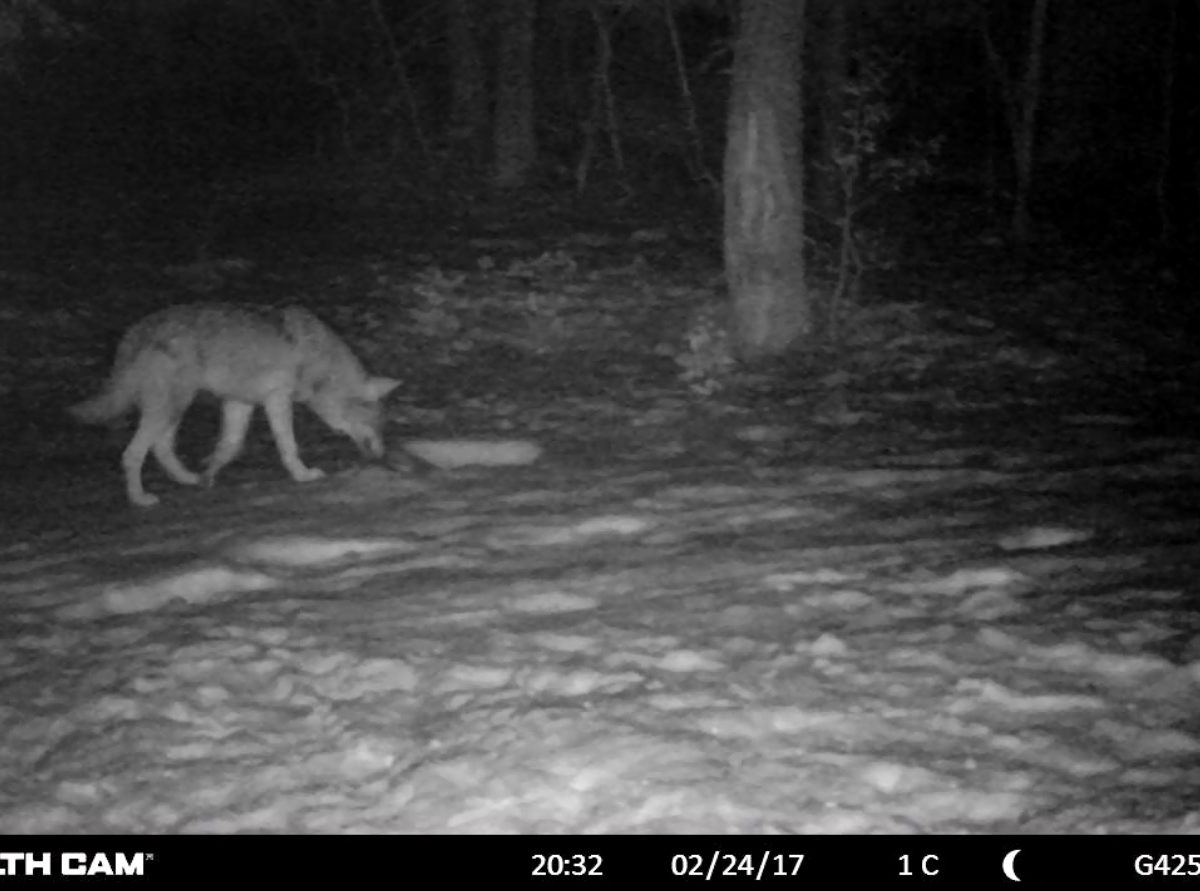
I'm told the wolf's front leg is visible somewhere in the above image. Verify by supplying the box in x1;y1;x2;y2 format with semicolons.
262;393;325;483
203;400;255;487
152;425;201;487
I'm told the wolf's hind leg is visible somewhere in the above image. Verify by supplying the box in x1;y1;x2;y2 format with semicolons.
122;378;188;507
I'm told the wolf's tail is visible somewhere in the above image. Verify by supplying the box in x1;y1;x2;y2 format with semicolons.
67;369;138;425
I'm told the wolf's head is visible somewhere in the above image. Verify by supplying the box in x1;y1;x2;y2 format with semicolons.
307;376;401;459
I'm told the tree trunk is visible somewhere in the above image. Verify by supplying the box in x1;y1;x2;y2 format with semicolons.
493;0;537;189
1160;0;1200;259
1011;0;1050;245
1157;0;1177;248
982;0;1051;246
724;0;809;360
812;0;850;220
446;0;488;161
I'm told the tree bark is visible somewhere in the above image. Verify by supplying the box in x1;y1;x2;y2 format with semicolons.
982;0;1051;245
812;0;850;220
493;0;537;189
446;0;488;161
723;0;809;360
1011;0;1050;245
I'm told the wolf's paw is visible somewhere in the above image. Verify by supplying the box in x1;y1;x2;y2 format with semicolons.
130;491;160;508
292;466;326;483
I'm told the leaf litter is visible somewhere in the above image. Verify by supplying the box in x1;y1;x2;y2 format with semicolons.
1;211;1199;834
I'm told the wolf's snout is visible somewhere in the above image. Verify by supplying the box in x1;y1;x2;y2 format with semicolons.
355;431;386;459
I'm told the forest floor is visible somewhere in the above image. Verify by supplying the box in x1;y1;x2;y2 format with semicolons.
2;169;1200;836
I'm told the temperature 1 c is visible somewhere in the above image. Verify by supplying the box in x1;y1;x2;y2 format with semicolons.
898;854;940;877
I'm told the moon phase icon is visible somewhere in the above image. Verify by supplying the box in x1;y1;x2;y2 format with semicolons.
1002;849;1022;883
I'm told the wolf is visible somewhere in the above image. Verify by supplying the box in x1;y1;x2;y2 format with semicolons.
68;302;400;507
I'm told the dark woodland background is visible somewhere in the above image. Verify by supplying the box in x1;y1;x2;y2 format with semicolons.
1;0;1198;351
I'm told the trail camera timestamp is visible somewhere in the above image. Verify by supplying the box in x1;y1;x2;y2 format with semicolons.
531;853;604;878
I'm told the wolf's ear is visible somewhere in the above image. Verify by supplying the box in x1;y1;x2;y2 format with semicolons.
366;376;401;401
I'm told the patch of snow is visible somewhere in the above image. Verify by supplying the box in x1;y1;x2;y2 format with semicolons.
402;439;543;468
4;451;1200;834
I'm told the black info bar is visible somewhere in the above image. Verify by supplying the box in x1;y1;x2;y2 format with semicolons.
2;836;1197;889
